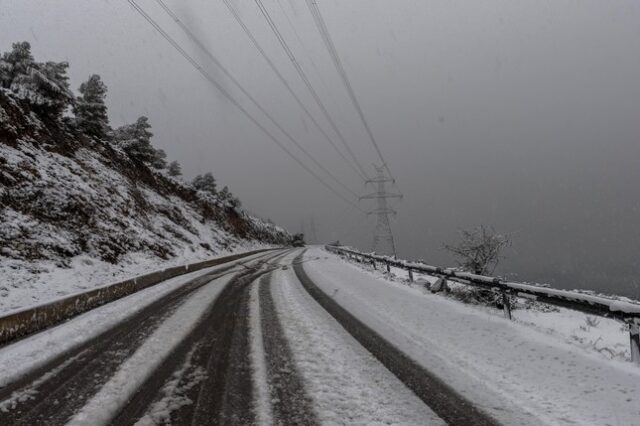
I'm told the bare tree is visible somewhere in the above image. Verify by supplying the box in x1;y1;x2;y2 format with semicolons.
443;225;511;275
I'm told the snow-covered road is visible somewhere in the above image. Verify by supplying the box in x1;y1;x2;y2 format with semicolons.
1;246;636;425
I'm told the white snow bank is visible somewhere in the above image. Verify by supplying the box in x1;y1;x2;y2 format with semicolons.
330;246;640;317
0;240;275;316
0;252;264;390
306;247;640;425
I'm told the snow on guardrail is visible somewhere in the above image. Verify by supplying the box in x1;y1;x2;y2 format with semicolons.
325;244;640;365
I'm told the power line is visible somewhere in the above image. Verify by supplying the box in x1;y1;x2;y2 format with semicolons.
221;0;365;185
155;0;358;200
127;0;364;212
306;0;397;184
253;0;371;181
275;0;336;102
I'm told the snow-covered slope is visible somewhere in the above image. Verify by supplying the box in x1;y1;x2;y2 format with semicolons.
0;88;291;314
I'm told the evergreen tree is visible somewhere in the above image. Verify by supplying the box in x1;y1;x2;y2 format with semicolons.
114;116;157;163
219;185;230;201
0;42;73;118
75;74;109;139
218;185;241;208
230;195;241;209
192;172;216;195
150;148;167;170
167;160;182;177
0;41;33;88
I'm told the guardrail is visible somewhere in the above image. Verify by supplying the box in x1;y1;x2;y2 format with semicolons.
325;245;640;365
0;248;276;346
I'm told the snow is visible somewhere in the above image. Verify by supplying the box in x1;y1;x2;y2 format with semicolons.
68;271;238;425
0;351;83;413
271;251;445;425
330;246;640;317
341;252;635;362
0;236;274;316
0;136;290;316
134;347;207;426
0;252;263;391
306;247;640;425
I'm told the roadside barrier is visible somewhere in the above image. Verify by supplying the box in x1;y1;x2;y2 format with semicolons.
326;245;640;365
0;248;275;346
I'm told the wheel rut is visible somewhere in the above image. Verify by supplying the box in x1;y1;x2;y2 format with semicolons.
112;250;290;425
292;250;501;426
258;272;318;425
0;251;274;424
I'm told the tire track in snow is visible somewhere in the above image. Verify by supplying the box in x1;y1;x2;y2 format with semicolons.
274;250;444;425
0;259;251;425
258;272;318;425
293;250;500;426
110;250;290;425
248;280;273;425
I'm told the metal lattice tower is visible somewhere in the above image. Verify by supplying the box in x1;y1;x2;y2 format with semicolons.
309;216;318;244
360;165;402;256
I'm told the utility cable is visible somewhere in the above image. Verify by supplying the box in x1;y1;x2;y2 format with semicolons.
128;0;364;212
155;0;359;199
306;0;397;184
254;0;371;181
222;0;366;184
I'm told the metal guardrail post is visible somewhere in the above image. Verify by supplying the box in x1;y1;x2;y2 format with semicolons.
386;261;391;274
631;321;640;366
371;258;376;269
408;268;414;282
501;290;512;320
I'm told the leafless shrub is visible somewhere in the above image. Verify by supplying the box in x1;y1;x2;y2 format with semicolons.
443;225;511;275
443;225;512;306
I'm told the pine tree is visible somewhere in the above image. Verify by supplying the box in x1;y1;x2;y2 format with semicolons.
218;185;241;209
219;185;230;201
168;160;182;177
114;116;157;163
192;172;216;195
0;42;73;118
151;148;167;170
0;41;33;88
75;74;109;139
230;195;241;209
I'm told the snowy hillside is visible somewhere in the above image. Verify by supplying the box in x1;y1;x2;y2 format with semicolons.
0;43;292;314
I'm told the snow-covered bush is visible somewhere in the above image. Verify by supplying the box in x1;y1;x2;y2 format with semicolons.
443;225;512;306
443;225;511;275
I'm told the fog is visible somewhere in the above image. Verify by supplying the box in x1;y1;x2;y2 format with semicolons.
2;0;639;297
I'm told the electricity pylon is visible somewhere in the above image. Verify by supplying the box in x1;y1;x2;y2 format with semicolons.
309;216;318;244
360;165;402;256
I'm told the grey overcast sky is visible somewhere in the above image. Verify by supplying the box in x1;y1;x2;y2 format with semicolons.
2;0;640;296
